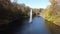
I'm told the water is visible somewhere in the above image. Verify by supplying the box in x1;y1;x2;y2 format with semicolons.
18;17;51;34
1;17;51;34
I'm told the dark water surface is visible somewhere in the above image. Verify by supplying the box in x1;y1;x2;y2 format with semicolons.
0;17;51;34
17;17;51;34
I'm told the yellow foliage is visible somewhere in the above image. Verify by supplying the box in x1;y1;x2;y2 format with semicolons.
51;1;57;6
43;0;60;24
44;5;59;23
44;6;53;21
52;15;59;23
44;8;59;22
56;6;60;11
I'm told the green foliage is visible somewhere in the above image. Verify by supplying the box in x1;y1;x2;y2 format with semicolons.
0;0;30;25
0;0;44;25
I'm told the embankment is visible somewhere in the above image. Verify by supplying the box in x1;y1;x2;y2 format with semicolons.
45;20;60;34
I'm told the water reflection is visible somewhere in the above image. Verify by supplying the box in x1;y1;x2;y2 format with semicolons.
18;17;51;34
0;17;51;34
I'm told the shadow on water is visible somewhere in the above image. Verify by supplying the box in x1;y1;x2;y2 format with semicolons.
45;20;60;34
0;16;25;34
0;17;51;34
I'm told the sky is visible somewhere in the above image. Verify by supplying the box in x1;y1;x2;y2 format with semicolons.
10;0;51;9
